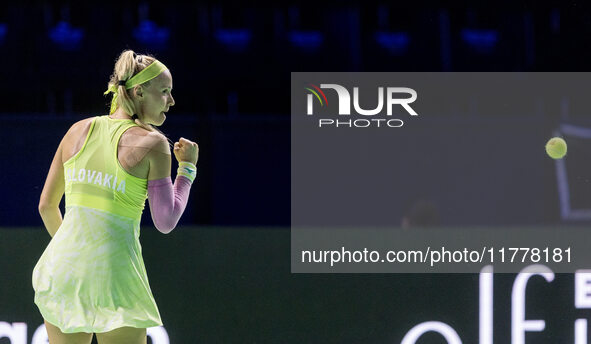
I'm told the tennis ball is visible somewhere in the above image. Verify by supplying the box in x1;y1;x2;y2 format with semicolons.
545;137;567;159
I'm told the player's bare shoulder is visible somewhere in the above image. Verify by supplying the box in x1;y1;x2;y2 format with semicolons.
144;130;171;156
68;117;95;136
120;127;170;153
61;117;96;163
118;127;171;179
66;117;95;148
144;131;172;180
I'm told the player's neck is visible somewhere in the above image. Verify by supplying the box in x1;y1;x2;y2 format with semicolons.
109;109;133;120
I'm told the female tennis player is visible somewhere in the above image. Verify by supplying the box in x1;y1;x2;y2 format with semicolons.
33;50;198;344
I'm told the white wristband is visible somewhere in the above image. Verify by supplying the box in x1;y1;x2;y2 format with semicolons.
177;161;197;183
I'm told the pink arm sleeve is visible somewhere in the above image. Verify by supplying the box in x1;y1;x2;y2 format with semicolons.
147;175;193;234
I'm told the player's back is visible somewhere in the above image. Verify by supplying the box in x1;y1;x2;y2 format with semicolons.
62;115;153;220
65;116;169;181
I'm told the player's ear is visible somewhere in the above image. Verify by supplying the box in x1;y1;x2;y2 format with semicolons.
133;85;143;98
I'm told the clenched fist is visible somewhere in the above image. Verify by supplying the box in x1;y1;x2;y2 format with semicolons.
173;137;199;165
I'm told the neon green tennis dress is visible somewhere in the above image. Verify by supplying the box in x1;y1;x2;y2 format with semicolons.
32;115;162;333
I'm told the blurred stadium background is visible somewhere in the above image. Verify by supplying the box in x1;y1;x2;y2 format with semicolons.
2;2;591;343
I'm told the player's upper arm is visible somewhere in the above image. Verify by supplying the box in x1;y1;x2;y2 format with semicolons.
147;133;172;181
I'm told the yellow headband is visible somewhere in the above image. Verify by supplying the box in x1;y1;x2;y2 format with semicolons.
104;60;169;114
